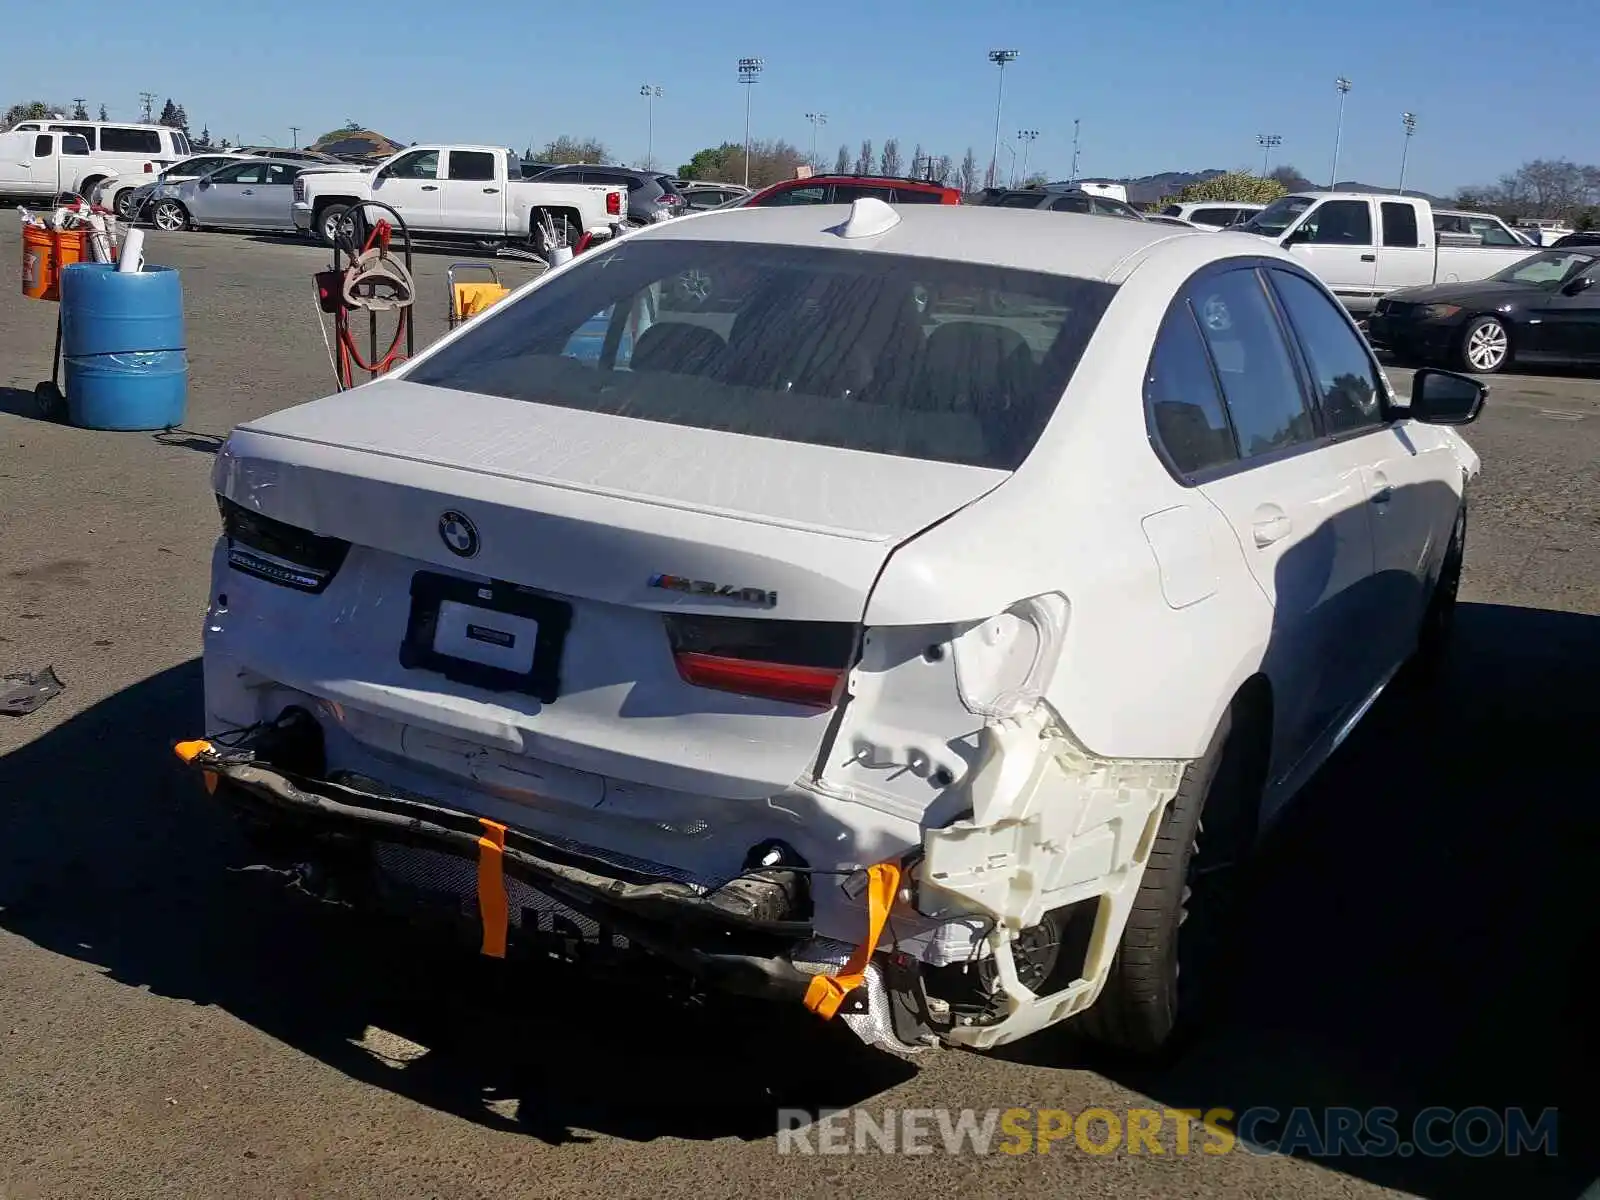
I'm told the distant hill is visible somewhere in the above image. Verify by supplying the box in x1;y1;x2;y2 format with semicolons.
1105;168;1445;206
309;127;406;161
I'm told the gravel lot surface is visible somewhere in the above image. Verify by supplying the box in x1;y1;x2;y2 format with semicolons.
2;225;1598;1200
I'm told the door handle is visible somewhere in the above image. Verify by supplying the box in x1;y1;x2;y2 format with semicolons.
240;189;253;195
420;184;438;191
1251;511;1293;548
1360;253;1376;262
483;187;500;194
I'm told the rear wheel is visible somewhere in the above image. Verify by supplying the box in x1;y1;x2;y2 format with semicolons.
1459;316;1511;374
113;187;142;221
1078;702;1263;1056
152;199;189;232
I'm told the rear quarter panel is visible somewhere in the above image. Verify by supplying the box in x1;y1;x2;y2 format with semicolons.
865;237;1279;761
510;182;616;233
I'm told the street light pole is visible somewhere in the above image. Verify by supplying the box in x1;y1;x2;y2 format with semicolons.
639;84;662;165
1070;118;1080;184
805;112;827;170
1329;77;1351;189
1398;111;1417;194
1017;129;1038;184
986;49;1018;190
1256;133;1282;177
738;57;764;188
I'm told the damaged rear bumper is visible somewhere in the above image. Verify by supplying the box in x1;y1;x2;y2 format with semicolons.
172;725;936;1053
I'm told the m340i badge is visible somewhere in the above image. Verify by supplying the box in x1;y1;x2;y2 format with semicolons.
648;574;778;608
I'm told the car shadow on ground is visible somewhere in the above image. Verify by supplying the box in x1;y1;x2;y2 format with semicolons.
0;658;913;1145
1003;599;1600;1200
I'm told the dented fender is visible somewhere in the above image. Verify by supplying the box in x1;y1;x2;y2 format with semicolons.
917;701;1190;1048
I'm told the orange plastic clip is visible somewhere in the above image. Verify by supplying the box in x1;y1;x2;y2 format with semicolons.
476;818;510;959
803;861;902;1020
173;739;219;794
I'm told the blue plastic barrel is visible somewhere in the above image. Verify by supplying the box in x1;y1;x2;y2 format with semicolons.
59;262;187;430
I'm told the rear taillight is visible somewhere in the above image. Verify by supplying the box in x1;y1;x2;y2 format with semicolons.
606;190;622;216
218;495;350;593
144;162;154;173
293;178;305;201
664;614;855;708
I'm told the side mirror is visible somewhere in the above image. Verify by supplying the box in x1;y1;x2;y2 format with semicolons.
1282;226;1309;246
198;176;211;188
1407;368;1487;425
1561;273;1595;296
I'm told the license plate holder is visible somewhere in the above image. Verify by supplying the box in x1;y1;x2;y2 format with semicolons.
399;572;572;703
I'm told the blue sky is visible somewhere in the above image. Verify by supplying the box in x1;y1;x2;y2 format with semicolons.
19;0;1599;194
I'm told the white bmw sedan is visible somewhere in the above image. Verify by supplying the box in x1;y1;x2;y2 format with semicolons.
182;199;1484;1057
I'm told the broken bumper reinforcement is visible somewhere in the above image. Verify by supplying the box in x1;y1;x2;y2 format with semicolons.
171;734;904;1031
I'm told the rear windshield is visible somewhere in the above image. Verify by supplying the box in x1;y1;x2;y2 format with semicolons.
405;240;1117;469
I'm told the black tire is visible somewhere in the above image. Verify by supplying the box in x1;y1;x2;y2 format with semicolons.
1409;503;1466;683
1457;315;1511;374
316;203;352;247
151;199;189;232
1077;703;1263;1056
113;187;141;221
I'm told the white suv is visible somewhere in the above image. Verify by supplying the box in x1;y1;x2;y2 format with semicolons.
182;200;1483;1057
6;119;189;205
1162;201;1267;230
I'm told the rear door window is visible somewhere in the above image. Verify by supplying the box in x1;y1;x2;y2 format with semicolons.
1185;268;1318;459
448;150;497;181
405;240;1119;469
1380;202;1420;248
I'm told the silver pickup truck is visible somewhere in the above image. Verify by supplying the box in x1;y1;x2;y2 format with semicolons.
292;143;625;248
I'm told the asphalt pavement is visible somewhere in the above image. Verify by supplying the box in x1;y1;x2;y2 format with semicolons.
1;225;1598;1200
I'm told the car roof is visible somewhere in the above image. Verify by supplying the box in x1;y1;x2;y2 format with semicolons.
628;202;1211;281
766;174;951;190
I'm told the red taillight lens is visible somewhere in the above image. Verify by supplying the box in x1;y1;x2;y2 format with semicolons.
606;190;622;216
664;614;855;709
144;162;154;173
674;653;842;708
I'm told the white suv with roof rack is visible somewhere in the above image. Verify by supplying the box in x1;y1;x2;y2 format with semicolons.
181;197;1485;1059
5;118;189;205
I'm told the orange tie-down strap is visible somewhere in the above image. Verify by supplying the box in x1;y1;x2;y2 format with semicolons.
173;738;220;794
477;819;510;959
803;861;902;1020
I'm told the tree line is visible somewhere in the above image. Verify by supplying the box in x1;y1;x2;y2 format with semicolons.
1455;159;1600;227
674;138;1001;192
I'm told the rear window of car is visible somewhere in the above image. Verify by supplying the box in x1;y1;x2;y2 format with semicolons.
890;187;947;204
406;240;1117;470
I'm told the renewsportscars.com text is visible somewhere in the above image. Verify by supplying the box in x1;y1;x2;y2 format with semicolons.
776;1106;1559;1158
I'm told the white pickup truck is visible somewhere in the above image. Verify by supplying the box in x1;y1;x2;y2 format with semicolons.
0;130;111;203
292;144;625;248
1228;191;1534;315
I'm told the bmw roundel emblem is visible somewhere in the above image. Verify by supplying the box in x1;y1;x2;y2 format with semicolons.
438;510;479;558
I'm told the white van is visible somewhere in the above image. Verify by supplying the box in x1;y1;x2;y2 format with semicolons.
5;119;189;205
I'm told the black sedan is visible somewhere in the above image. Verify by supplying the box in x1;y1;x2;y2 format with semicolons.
1367;249;1600;374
